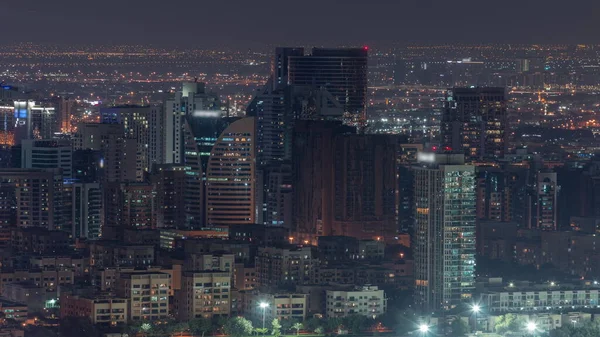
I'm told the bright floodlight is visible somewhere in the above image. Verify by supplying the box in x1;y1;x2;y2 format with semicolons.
472;304;480;313
526;322;537;333
419;324;429;333
259;302;269;308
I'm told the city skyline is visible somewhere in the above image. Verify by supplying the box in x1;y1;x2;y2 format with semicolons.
2;0;600;46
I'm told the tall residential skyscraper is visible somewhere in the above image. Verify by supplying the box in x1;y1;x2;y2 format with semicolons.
70;182;102;239
205;117;256;225
151;164;187;229
413;153;476;312
533;171;559;231
288;48;368;123
0;168;63;230
441;87;508;162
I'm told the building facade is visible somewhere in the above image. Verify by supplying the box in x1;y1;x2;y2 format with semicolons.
413;153;476;311
326;286;386;318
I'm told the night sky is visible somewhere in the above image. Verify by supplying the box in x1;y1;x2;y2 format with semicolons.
2;0;599;46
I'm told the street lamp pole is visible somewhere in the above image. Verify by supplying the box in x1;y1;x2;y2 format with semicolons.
472;304;480;333
260;302;269;330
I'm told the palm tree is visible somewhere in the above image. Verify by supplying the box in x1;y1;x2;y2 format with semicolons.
292;323;303;336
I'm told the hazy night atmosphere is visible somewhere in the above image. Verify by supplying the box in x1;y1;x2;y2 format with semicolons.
2;1;600;337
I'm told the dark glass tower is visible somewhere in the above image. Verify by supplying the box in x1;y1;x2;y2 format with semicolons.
442;87;508;162
288;48;368;123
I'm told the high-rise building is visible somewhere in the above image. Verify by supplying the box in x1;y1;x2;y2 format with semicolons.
0;169;63;230
175;271;231;320
151;165;187;229
476;167;513;222
74;123;141;182
292;121;396;243
533;171;559;231
288;47;368;123
441;87;508;162
331;134;397;241
182;115;238;228
165;82;221;164
205;117;256;225
116;272;171;321
57;97;75;134
413;153;476;311
255;246;318;287
100;104;164;172
21;139;72;180
70;182;102;239
273;47;304;89
292;120;353;241
9;100;56;145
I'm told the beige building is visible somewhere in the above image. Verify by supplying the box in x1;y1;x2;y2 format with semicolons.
255;246;318;287
60;293;128;325
93;266;180;295
326;286;386;318
0;269;74;294
175;271;231;321
244;291;308;322
184;253;235;274
116;272;171;321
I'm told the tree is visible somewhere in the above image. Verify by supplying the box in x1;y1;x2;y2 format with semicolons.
59;317;101;337
271;318;282;337
281;318;299;333
292;322;303;336
495;314;526;335
314;327;324;335
169;322;190;336
324;317;343;332
254;328;268;336
450;319;469;337
225;317;253;337
304;317;323;332
344;315;368;333
213;316;229;334
190;317;213;337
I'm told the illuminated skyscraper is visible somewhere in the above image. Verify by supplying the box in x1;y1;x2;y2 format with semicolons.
441;87;508;162
413;153;476;312
288;48;368;123
165;82;221;164
205;117;256;225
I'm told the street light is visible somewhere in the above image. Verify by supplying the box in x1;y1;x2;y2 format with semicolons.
418;324;429;334
526;321;537;335
259;302;269;330
472;304;481;332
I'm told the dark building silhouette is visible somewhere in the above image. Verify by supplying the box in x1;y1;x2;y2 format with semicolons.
288;48;368;123
292;121;397;243
442;87;508;162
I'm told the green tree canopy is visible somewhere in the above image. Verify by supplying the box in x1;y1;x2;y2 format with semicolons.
190;317;213;337
450;319;469;337
225;317;254;337
495;314;527;335
271;318;282;337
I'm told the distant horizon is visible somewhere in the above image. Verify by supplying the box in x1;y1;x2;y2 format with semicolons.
3;0;600;47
